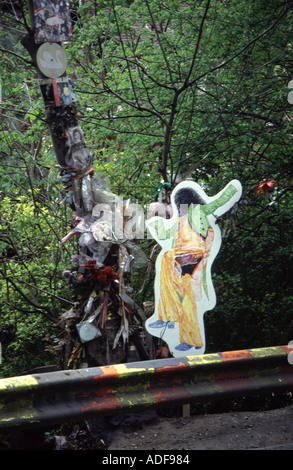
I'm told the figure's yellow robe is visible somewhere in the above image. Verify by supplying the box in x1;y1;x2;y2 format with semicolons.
157;216;214;347
148;180;240;349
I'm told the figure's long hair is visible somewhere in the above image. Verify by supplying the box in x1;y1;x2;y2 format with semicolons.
174;187;206;216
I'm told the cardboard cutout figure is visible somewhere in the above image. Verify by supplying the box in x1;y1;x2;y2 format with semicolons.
145;179;242;357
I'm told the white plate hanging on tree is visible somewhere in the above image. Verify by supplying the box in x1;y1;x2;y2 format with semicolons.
36;42;67;78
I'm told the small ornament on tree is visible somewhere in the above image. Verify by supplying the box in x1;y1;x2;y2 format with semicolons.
256;179;276;197
33;0;73;44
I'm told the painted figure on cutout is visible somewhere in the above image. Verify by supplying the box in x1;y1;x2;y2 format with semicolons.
145;179;242;357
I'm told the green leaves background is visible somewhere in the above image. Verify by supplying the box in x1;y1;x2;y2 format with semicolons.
0;0;292;376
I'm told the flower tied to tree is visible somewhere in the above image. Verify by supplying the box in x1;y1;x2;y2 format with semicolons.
256;179;276;197
85;261;117;286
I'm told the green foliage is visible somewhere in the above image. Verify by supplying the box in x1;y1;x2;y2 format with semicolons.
0;0;293;378
65;0;293;194
65;0;293;354
0;26;74;375
0;189;73;377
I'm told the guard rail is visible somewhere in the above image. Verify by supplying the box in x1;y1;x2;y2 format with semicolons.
0;345;292;430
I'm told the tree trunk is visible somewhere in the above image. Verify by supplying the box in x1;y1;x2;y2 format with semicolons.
22;0;153;368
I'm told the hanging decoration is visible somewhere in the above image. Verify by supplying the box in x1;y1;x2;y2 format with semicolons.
33;0;73;44
256;179;276;197
36;42;67;78
38;77;78;107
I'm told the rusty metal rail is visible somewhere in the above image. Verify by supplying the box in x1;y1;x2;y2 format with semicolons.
0;345;292;430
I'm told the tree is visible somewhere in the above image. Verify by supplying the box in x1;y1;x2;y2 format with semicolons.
0;0;292;377
1;0;154;375
0;1;70;375
65;0;293;191
64;0;293;350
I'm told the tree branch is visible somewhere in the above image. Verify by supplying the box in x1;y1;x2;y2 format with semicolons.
183;0;211;88
237;186;293;228
0;268;59;323
188;5;291;88
0;46;33;65
144;0;175;87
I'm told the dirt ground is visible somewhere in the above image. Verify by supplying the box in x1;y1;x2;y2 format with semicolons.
7;402;291;450
55;403;290;451
102;406;293;451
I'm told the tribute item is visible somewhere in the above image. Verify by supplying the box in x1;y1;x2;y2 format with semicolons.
33;0;73;43
146;179;242;357
36;42;67;78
